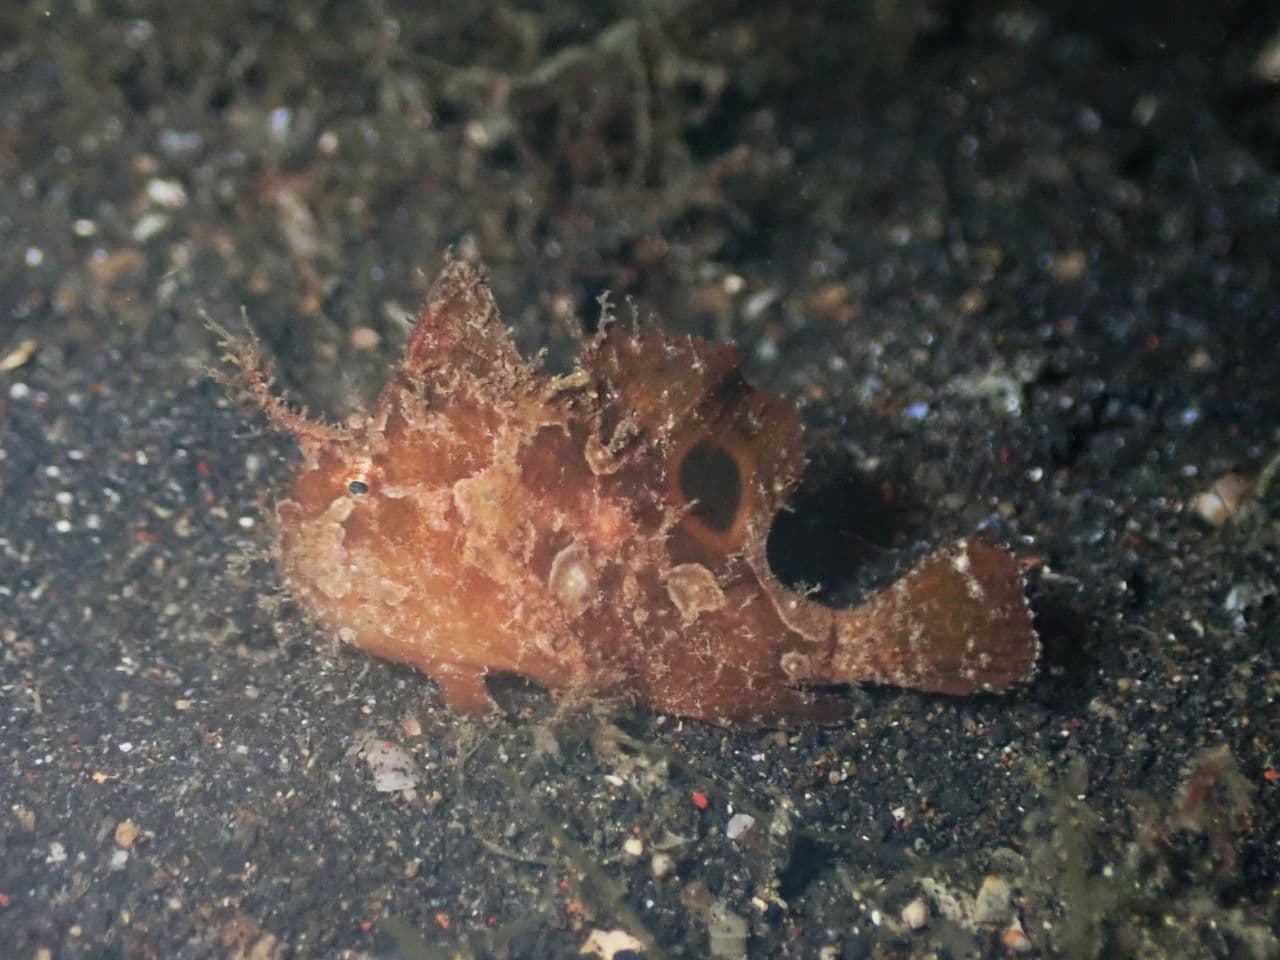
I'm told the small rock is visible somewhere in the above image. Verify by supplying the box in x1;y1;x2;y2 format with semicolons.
0;338;37;372
350;731;418;799
623;836;644;857
114;819;140;850
973;875;1011;925
132;212;170;242
901;897;929;931
651;853;675;879
1191;472;1253;526
707;900;749;959
1002;918;1033;953
1048;249;1088;282
919;877;969;926
580;928;645;959
399;712;422;738
725;812;756;840
247;933;282;960
145;178;188;208
1224;580;1276;615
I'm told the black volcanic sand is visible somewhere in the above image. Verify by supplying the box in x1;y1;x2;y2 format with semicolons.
2;3;1278;958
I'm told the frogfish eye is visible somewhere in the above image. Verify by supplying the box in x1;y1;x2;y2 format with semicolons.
343;457;375;496
678;438;742;534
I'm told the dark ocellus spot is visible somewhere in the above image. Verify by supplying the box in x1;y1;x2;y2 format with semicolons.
679;439;741;533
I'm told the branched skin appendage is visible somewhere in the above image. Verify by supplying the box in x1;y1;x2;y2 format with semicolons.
224;259;1039;723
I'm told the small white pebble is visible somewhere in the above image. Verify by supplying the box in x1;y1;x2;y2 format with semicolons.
622;836;644;857
25;247;44;267
132;212;170;242
580;929;645;959
269;106;292;143
146;178;188;208
743;288;779;320
901;897;929;931
463;119;490;147
650;853;675;879
725;812;756;840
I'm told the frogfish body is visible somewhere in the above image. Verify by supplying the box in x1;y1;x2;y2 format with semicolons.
220;259;1038;722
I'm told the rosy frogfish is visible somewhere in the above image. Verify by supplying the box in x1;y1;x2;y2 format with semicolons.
216;259;1038;722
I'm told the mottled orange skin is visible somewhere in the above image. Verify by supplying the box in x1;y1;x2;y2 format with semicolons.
229;259;1038;723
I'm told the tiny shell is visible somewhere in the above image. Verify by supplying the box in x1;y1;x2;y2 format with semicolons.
725;813;755;840
1191;472;1253;526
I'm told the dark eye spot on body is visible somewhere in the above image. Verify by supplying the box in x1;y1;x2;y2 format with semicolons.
679;439;741;533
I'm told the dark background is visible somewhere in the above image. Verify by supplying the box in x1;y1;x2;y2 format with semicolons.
2;2;1278;957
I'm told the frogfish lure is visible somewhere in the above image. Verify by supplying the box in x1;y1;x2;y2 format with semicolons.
216;259;1039;722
